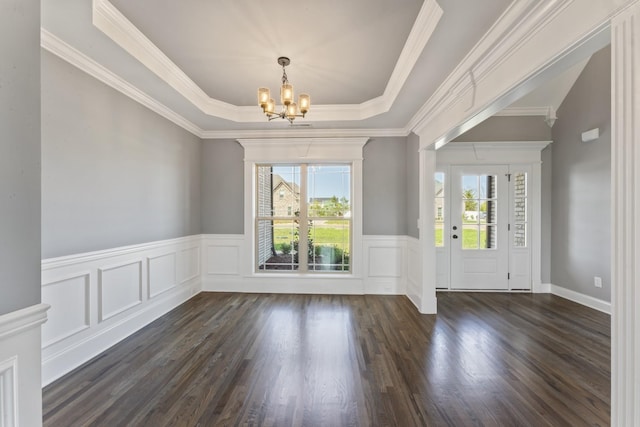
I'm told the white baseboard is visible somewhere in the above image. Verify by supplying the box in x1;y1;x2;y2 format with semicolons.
546;283;611;314
533;282;551;293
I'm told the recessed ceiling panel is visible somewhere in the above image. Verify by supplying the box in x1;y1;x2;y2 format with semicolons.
109;0;424;106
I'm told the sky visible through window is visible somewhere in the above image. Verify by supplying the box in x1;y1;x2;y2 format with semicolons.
273;165;350;201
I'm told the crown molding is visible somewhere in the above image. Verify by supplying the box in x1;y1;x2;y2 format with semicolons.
40;30;410;141
361;0;443;116
238;137;370;162
200;127;410;140
41;29;205;137
493;106;551;116
92;0;239;120
91;0;441;123
438;140;552;151
409;0;573;134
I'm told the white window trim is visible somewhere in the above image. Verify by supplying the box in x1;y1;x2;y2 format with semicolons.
238;138;368;279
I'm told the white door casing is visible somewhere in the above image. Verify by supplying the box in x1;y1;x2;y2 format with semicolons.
435;142;547;291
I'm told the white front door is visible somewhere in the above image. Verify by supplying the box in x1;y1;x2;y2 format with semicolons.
450;165;509;290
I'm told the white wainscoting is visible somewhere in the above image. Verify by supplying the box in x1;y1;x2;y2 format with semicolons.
405;237;422;309
0;303;49;427
362;236;408;295
201;234;411;295
41;236;201;386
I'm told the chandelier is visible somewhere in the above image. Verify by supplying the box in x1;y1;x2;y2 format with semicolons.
258;57;310;123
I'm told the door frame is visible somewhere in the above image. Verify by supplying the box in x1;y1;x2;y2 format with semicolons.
449;164;510;290
435;141;550;291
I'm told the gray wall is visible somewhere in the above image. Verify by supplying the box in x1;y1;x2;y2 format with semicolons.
454;116;552;142
201;140;244;234
406;133;420;238
0;0;41;315
363;137;408;235
41;51;202;259
550;45;611;301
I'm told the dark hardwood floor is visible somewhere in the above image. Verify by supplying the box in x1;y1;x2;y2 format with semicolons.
43;292;610;426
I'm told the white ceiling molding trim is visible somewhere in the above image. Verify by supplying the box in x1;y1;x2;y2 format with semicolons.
408;0;573;135
238;138;369;162
494;107;552;116
202;128;409;140
438;140;552;151
41;29;410;141
360;0;443;116
91;0;239;120
91;0;442;123
41;29;204;137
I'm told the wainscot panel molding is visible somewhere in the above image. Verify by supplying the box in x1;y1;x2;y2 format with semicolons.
201;234;412;296
362;236;408;295
0;303;49;427
41;236;201;386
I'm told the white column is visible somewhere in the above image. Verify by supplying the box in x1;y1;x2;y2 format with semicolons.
419;145;437;313
611;3;640;425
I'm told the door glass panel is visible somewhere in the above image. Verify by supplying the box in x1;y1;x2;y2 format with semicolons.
462;174;498;250
513;172;528;247
435;172;445;247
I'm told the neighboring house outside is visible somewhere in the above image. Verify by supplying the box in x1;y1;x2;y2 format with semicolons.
272;175;300;217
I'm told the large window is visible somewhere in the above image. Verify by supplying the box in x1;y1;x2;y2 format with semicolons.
256;164;351;272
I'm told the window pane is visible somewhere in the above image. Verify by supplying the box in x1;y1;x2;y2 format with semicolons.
462;200;479;224
462;174;498;250
462;226;479;249
257;220;299;270
513;172;527;247
435;172;445;198
435;172;445;247
308;165;350;218
256;165;273;217
514;223;527;247
462;175;479;224
514;173;527;196
514;197;526;222
271;166;300;217
480;224;497;249
308;220;350;271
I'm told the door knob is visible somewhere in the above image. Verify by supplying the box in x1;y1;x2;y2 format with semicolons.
452;234;458;239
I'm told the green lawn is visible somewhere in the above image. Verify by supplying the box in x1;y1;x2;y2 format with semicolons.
274;223;350;252
435;227;487;248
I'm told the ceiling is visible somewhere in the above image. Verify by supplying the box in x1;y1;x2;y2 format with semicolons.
41;0;586;138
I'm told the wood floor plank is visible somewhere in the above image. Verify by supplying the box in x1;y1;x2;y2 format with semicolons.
43;292;610;426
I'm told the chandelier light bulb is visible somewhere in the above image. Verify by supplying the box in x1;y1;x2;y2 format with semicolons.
299;94;310;115
281;84;293;106
287;102;298;119
258;88;270;108
257;57;309;123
